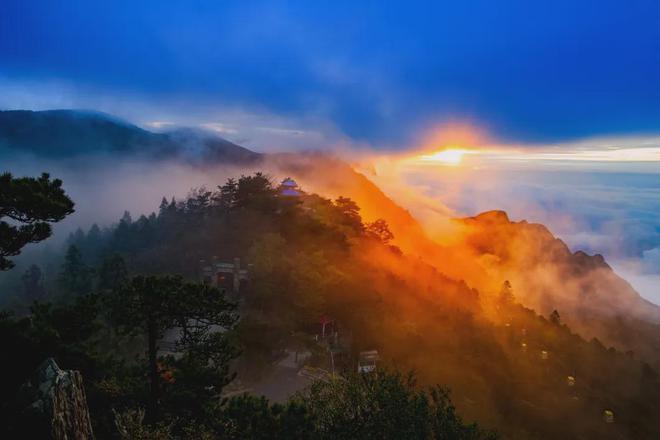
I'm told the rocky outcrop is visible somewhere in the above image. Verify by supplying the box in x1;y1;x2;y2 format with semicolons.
455;209;660;367
20;358;94;440
457;209;660;320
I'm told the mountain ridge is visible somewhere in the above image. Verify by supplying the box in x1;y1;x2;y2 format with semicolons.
0;109;261;163
3;108;659;367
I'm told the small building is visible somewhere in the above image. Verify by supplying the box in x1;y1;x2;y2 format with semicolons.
603;409;615;423
278;177;302;197
358;350;380;374
201;256;249;294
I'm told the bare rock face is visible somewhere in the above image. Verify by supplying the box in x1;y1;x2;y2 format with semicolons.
21;358;95;440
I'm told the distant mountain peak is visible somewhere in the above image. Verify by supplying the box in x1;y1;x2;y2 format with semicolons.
465;210;510;223
0;109;261;164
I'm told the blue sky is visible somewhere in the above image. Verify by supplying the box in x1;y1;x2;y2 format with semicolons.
1;0;659;301
2;0;660;148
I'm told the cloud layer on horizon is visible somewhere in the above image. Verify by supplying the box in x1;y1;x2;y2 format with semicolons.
361;155;660;303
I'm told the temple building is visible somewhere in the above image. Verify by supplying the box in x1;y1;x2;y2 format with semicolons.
278;177;302;197
200;256;249;295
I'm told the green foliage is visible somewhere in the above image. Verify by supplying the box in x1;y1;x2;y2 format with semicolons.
233;172;278;211
246;233;287;311
218;395;314;439
107;275;239;420
334;196;364;235
0;172;74;270
246;233;330;321
114;407;176;440
58;244;94;298
6;172;660;439
134;370;494;439
427;387;497;440
295;369;496;440
366;218;394;244
216;178;237;210
98;253;129;291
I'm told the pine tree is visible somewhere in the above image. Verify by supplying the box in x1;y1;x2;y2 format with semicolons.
72;227;85;245
0;172;74;270
58;245;93;298
159;197;169;216
234;173;277;211
335;196;364;234
366;218;394;244
549;309;561;325
217;178;238;210
107;275;239;419
120;210;133;225
88;223;101;239
97;253;128;291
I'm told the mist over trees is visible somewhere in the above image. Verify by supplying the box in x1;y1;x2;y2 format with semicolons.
20;264;46;302
0;172;497;439
1;171;660;439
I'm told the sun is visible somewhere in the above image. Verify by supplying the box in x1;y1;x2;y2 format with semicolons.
417;148;470;165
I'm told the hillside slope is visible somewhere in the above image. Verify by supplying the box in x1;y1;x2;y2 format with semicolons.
454;210;660;366
268;153;660;368
3;109;658;367
59;175;660;439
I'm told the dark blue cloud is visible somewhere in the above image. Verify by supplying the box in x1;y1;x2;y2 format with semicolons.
1;0;660;147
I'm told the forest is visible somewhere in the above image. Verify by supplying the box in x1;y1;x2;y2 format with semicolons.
1;171;659;439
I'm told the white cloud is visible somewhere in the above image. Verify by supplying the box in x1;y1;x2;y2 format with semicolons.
642;248;660;273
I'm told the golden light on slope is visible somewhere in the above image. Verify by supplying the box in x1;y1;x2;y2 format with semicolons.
417;148;471;165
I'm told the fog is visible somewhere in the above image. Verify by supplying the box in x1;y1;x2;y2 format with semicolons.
3;138;658;312
356;152;660;306
3;152;248;240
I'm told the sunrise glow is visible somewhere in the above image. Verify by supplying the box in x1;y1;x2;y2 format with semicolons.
416;148;471;165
